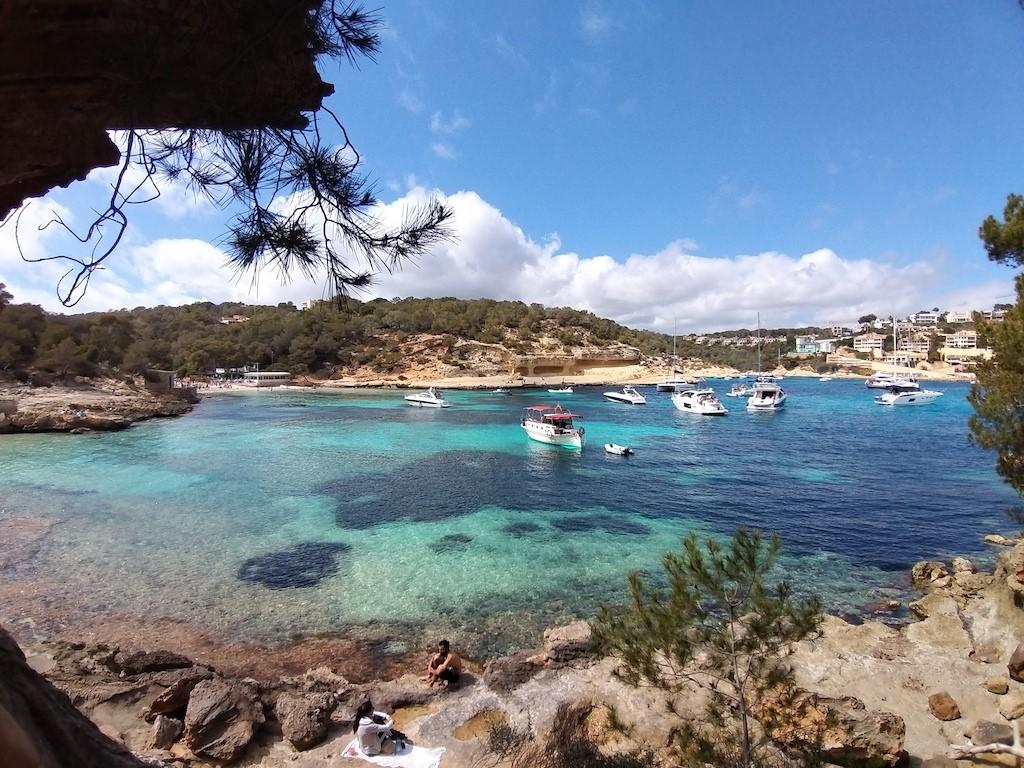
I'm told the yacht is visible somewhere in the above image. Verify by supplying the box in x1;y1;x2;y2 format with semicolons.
521;405;585;448
656;372;700;392
746;380;787;411
404;387;450;408
671;388;728;416
603;385;647;405
818;375;834;382
874;387;943;407
865;371;919;391
547;382;574;393
873;317;940;407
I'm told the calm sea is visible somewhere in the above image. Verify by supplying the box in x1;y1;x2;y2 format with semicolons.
0;379;1015;655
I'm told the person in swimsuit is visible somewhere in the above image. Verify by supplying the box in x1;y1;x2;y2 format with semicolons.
423;639;462;688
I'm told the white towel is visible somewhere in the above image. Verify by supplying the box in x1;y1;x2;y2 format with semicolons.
341;738;445;768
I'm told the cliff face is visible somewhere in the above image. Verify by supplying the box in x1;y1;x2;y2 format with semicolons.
0;626;146;768
0;0;331;218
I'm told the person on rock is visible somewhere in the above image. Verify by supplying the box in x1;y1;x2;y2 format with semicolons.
423;638;462;688
353;699;401;755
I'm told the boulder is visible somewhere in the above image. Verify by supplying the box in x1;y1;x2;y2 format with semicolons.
483;651;541;692
986;676;1010;695
543;621;595;665
970;640;1002;664
920;758;957;768
144;667;213;720
984;534;1013;546
275;691;336;751
113;649;192;676
951;557;976;575
365;674;437;712
183;677;264;762
757;688;906;767
911;560;949;588
927;691;961;721
968;719;1014;745
1009;642;1024;683
147;715;183;750
999;693;1024;721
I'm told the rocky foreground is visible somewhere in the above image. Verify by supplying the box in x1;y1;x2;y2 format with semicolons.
0;379;196;434
4;536;1024;768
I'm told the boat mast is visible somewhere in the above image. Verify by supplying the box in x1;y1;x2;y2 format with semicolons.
672;318;678;374
756;312;762;374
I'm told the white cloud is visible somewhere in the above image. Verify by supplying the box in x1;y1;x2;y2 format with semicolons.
579;5;611;44
431;142;457;160
397;89;423;114
430;110;470;135
495;33;527;65
2;187;970;333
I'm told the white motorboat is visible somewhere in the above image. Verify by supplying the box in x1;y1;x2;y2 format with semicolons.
521;405;585;449
874;387;943;406
492;387;509;394
746;381;787;411
547;382;574;393
404;387;450;408
604;443;634;456
725;383;755;398
671;388;728;416
604;385;647;405
865;371;919;390
818;375;834;382
656;373;700;392
873;318;937;406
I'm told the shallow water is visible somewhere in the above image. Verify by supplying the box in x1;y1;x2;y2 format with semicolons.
0;380;1015;653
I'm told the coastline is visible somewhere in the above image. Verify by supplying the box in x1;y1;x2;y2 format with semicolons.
5;533;1023;767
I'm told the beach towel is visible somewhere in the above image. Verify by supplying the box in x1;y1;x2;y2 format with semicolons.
341;738;445;768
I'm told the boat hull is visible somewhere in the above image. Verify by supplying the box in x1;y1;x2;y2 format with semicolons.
875;390;943;406
404;398;449;408
522;423;584;448
603;393;646;405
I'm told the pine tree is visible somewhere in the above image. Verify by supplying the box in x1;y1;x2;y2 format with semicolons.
594;528;822;768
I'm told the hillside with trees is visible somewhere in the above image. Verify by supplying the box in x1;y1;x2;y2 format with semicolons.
0;286;809;380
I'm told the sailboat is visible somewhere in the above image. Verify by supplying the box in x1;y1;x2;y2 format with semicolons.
874;317;942;406
657;320;697;391
746;313;787;411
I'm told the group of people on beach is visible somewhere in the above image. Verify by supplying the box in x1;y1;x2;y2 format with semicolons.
352;639;462;756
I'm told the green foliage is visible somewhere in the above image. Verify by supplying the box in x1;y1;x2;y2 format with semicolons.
857;313;876;324
969;274;1024;494
979;193;1024;267
594;529;822;768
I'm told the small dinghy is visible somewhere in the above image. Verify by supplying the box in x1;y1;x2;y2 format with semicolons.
604;443;634;456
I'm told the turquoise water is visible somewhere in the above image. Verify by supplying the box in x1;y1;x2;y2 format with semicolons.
0;381;1016;654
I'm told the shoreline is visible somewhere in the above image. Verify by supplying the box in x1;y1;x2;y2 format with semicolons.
4;533;1023;767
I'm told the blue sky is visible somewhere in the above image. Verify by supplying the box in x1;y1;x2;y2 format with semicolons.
3;1;1024;331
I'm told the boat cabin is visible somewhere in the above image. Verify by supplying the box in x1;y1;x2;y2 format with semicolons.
522;405;581;432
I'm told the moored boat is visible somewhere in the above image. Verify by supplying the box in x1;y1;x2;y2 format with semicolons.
547;385;574;393
746;381;787;411
725;382;755;398
874;387;943;406
671;388;728;415
521;405;585;449
603;385;646;405
604;443;634;456
404;387;450;408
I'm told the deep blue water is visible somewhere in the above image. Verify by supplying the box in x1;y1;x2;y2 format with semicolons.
0;379;1016;653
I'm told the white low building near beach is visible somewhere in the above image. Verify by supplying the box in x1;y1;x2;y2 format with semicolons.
241;371;292;387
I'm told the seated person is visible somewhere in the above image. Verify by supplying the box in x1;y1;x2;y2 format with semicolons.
423;639;462;687
352;700;399;755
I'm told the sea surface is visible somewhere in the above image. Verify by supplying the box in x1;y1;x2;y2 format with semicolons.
0;379;1017;655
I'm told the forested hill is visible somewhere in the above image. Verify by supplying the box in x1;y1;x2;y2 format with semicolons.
0;288;807;379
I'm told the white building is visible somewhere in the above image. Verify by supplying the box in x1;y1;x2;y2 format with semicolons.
898;333;931;354
241;371;292;387
943;330;979;349
853;334;885;354
944;310;972;324
830;324;856;337
219;314;249;325
909;310;941;325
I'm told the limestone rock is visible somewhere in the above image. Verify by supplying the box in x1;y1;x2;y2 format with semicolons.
483;650;541;692
952;557;976;575
911;560;949;588
986;677;1010;695
927;691;961;721
968;719;1014;745
757;688;906;767
365;674;436;712
985;534;1013;546
1009;642;1024;683
971;640;1003;664
147;715;183;750
275;692;336;751
0;625;147;767
114;649;192;676
999;693;1024;721
920;758;957;768
144;667;213;720
183;677;264;762
543;621;595;665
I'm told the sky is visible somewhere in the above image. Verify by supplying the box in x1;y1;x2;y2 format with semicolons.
3;1;1024;333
